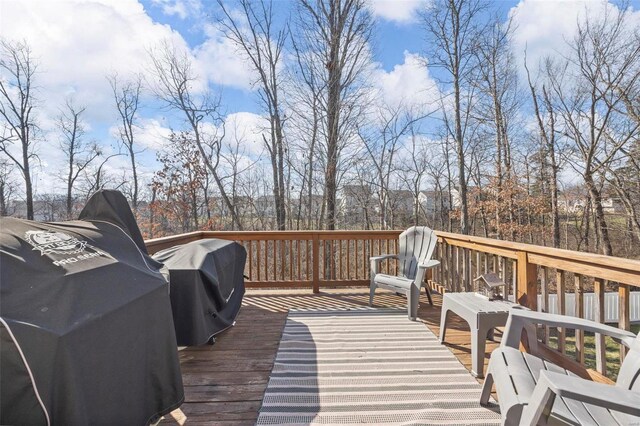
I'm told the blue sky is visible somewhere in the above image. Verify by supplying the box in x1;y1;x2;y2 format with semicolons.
1;0;639;194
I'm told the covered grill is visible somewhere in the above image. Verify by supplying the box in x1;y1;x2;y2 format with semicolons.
153;239;246;346
0;191;184;425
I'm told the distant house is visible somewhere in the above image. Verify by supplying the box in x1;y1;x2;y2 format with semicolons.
601;197;625;214
11;196;68;221
449;188;463;209
558;194;624;215
254;195;276;218
418;190;450;215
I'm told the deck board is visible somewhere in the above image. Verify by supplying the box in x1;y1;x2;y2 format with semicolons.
161;288;497;425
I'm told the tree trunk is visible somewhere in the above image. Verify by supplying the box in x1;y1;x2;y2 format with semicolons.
584;174;613;255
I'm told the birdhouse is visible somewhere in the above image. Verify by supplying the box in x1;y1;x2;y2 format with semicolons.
473;273;506;301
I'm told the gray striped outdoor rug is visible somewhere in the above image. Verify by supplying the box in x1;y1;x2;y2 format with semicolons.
257;308;501;425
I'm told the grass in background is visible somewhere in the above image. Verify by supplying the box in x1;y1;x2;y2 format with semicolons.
546;324;640;379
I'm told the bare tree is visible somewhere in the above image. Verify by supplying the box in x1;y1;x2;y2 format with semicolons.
0;159;17;216
474;16;520;239
288;20;325;229
78;152;122;199
57;98;100;218
219;120;259;228
297;0;373;230
358;106;424;229
0;39;38;219
217;0;288;230
548;6;640;255
525;56;563;247
108;73;142;211
147;41;243;229
422;0;487;235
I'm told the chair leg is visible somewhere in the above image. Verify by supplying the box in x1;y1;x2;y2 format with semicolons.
424;283;433;306
369;284;376;307
480;364;494;405
408;285;419;320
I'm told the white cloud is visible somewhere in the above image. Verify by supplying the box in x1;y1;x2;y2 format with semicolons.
0;0;188;123
223;112;268;157
509;0;640;76
150;0;202;19
116;117;173;151
194;23;257;91
367;0;426;24
372;51;439;110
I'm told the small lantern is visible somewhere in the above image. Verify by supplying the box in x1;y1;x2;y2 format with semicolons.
473;273;506;301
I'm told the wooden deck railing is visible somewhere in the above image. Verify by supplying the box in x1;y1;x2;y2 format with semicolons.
146;230;402;292
145;229;640;380
425;231;640;380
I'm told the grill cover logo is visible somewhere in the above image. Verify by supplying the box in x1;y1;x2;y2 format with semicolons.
25;230;87;255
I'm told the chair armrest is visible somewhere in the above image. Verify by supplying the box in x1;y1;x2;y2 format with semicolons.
520;371;640;425
369;254;398;277
502;309;637;350
370;254;398;262
418;259;440;269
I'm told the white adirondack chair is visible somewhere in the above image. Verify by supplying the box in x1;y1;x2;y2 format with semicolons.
369;226;439;320
481;309;640;425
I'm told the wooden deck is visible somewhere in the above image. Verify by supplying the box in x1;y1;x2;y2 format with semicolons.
161;287;499;425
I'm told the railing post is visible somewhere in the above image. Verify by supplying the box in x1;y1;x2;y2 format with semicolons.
312;233;320;293
516;251;537;311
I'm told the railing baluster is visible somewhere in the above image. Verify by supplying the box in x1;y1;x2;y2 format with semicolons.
483;252;488;274
593;278;606;376
362;239;367;280
304;240;313;280
574;273;584;364
355;240;360;280
451;246;460;291
296;239;302;281
540;266;549;344
511;259;517;298
312;234;319;293
455;247;460;292
248;240;253;281
436;243;442;284
450;246;455;292
556;269;566;354
257;240;262;281
442;243;448;290
464;248;470;291
492;255;498;277
330;239;336;280
281;239;286;280
346;239;351;281
339;240;344;280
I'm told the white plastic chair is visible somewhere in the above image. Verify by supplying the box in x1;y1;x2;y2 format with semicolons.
369;226;439;320
481;309;640;425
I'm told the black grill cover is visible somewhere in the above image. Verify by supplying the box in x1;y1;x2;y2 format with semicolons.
152;239;246;346
0;193;184;425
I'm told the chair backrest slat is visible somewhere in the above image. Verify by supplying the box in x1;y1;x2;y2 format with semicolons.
398;226;437;280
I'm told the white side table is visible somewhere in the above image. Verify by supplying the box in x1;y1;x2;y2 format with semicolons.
439;292;521;378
